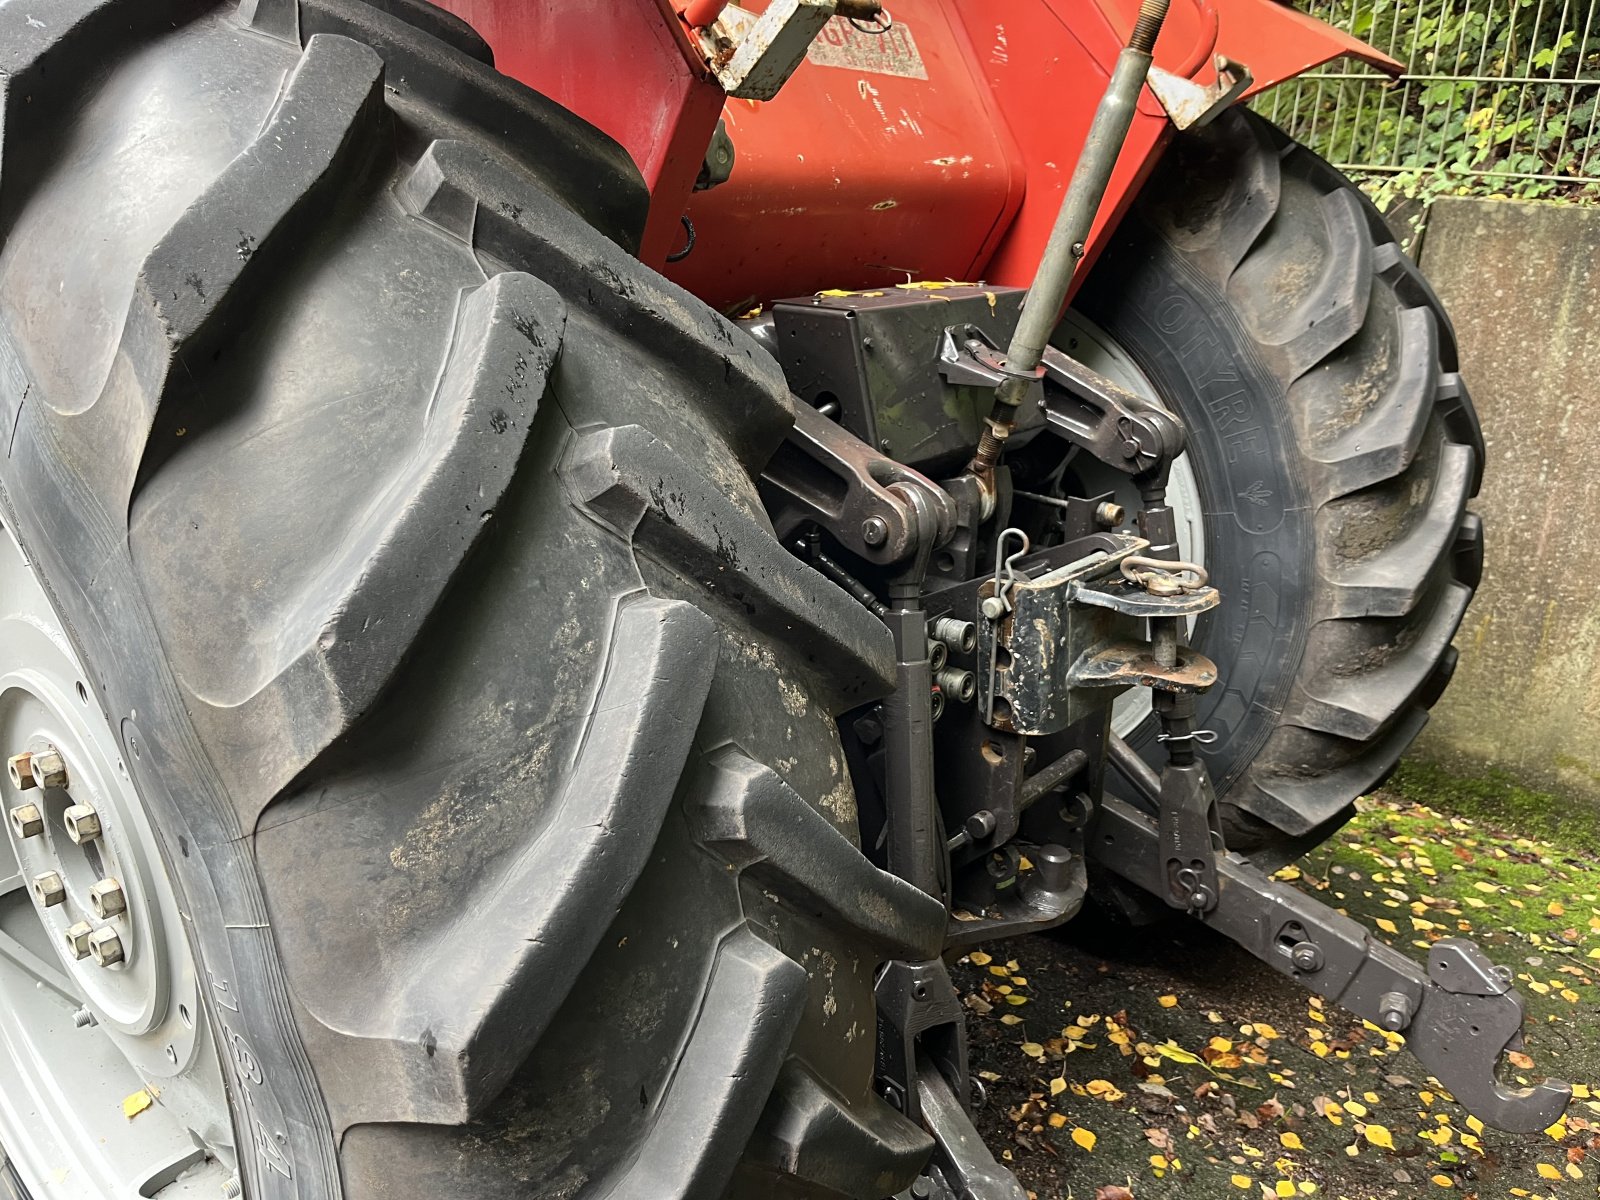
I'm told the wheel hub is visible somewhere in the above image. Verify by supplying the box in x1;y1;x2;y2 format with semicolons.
0;522;233;1199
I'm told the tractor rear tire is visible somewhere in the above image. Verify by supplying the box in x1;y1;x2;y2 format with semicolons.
0;3;940;1198
1076;109;1483;864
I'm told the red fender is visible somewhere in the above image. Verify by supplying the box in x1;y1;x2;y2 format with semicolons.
430;0;1398;311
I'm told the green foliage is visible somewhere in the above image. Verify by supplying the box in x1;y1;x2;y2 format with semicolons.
1262;0;1600;206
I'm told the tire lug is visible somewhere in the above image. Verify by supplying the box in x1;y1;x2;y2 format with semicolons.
8;802;43;838
63;802;101;844
7;751;34;790
61;921;93;960
31;870;65;908
30;746;68;790
87;927;123;967
89;877;126;918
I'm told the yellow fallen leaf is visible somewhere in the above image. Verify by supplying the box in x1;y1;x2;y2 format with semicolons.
1297;1185;1316;1196
1020;1042;1044;1059
1000;1014;1023;1026
1343;1100;1368;1117
1071;1126;1096;1152
1547;901;1565;916
968;951;992;965
1543;1119;1566;1140
1430;1174;1453;1187
1254;1022;1280;1039
1275;1181;1295;1198
1363;1123;1395;1151
1465;1114;1483;1135
1231;1175;1252;1189
1310;1041;1330;1058
1375;918;1399;934
122;1089;154;1120
989;965;1010;977
1050;1077;1067;1096
1536;1163;1562;1181
1047;1112;1068;1129
1158;994;1179;1008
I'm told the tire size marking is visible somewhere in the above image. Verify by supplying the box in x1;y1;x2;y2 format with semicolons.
210;969;295;1184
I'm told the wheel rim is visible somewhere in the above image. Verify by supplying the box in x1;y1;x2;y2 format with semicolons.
0;521;235;1200
1054;312;1207;738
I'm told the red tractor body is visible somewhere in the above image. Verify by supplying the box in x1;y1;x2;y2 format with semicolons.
431;0;1396;308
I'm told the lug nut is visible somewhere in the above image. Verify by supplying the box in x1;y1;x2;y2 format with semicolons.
89;877;126;918
31;870;65;907
30;746;67;790
87;927;123;967
931;617;977;653
8;802;43;838
935;667;977;704
1289;941;1325;973
62;922;93;960
8;751;34;790
63;803;101;844
1094;501;1126;528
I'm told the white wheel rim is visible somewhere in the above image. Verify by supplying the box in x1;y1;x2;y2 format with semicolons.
0;520;235;1200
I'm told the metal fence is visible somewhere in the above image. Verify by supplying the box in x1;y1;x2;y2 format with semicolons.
1255;0;1600;195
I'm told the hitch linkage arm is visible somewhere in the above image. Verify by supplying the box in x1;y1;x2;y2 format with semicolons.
1091;796;1571;1134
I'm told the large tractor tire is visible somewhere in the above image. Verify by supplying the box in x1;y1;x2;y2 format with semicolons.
1074;109;1483;864
0;4;942;1199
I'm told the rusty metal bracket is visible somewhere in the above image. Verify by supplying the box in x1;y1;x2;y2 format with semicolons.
1092;795;1573;1133
760;399;957;564
1147;55;1253;131
696;0;838;100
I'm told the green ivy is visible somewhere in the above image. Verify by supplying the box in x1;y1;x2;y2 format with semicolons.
1260;0;1600;206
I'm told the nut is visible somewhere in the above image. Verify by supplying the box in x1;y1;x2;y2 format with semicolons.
31;746;67;790
8;802;43;839
7;751;34;790
89;877;126;918
860;516;888;547
31;870;65;907
1289;941;1325;973
62;921;94;960
87;927;123;967
63;803;101;844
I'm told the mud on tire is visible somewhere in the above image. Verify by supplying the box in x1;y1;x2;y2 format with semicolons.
1077;109;1483;863
0;3;940;1197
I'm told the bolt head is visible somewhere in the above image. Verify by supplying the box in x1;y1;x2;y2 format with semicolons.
87;927;123;967
8;751;34;790
32;870;65;907
980;596;1006;620
89;877;126;919
62;921;93;960
62;804;101;844
861;516;888;546
8;802;43;838
31;747;67;790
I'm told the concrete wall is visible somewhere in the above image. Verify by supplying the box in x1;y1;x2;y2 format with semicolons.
1410;197;1600;798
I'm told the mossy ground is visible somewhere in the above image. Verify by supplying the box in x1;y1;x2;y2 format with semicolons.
956;763;1600;1199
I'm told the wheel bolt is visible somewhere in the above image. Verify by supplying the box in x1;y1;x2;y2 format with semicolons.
87;927;123;967
62;921;93;960
31;746;67;790
89;877;126;918
31;870;65;907
8;751;34;790
8;802;43;838
63;803;101;844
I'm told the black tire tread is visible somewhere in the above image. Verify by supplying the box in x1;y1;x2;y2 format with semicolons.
1118;109;1483;851
0;4;925;1200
